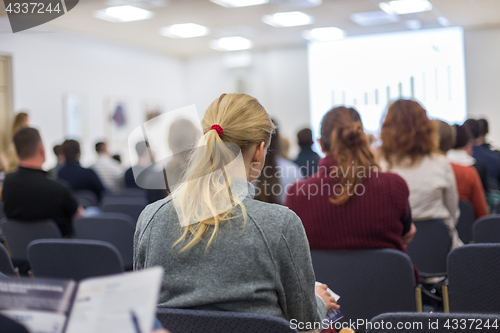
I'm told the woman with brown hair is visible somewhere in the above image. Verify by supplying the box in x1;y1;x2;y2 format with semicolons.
285;106;416;255
11;112;29;136
380;99;461;248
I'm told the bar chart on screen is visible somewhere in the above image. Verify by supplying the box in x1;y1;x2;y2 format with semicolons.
308;27;467;137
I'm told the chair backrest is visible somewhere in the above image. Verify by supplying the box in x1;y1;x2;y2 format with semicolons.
28;239;124;281
74;190;99;208
101;200;147;225
101;196;148;207
0;243;15;276
448;244;500;313
0;201;5;220
103;188;148;199
368;312;500;333
310;249;416;330
406;219;451;276
456;200;475;244
496;202;500;214
73;213;135;269
156;308;299;333
0;314;30;333
473;215;500;243
0;218;62;261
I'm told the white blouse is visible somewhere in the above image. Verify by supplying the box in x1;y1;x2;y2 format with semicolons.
381;153;462;248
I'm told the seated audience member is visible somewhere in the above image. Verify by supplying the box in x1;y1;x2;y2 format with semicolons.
294;128;320;178
0;152;8;200
255;123;301;205
135;93;338;327
47;144;64;180
2;128;83;237
11;112;29;136
440;123;489;218
285;107;416;254
58;139;106;200
91;141;124;192
124;141;150;189
380;100;462;249
464;118;500;189
280;136;291;159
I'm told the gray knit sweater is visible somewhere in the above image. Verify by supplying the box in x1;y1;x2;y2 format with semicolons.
134;181;326;326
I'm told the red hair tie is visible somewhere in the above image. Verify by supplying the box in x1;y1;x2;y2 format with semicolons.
210;124;223;138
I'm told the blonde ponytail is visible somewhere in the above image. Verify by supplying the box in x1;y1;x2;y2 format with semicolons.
172;93;275;252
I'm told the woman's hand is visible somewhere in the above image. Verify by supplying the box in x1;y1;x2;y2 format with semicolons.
315;284;340;311
402;223;417;245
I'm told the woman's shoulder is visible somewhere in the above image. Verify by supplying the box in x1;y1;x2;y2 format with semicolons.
136;197;173;231
245;198;302;231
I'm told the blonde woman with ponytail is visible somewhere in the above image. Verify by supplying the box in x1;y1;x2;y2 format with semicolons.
134;93;337;327
286;106;418;281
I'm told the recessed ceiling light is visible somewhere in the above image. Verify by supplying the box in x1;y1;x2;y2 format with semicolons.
94;5;153;22
302;27;345;42
405;19;422;30
350;10;399;26
380;0;433;15
210;0;268;8
262;11;314;27
437;16;450;26
210;37;253;51
160;23;210;39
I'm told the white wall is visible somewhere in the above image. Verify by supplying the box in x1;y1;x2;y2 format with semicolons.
186;48;311;159
0;24;188;168
464;27;500;149
2;23;499;170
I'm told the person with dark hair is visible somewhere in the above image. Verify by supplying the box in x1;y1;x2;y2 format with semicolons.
2;128;83;237
464;118;500;189
47;144;65;180
124;141;150;189
437;122;488;219
294;128;320;178
254;120;300;205
91;141;124;192
285;107;416;272
58;139;106;200
380;99;461;249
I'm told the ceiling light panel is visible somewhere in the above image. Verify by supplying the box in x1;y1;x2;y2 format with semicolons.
210;36;253;51
262;11;314;27
160;23;210;38
210;0;269;8
302;27;345;41
350;10;399;26
94;5;153;22
380;0;433;15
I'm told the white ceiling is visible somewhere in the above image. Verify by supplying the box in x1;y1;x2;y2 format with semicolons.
3;0;500;59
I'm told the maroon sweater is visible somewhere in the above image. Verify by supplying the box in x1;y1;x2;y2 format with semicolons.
285;156;410;252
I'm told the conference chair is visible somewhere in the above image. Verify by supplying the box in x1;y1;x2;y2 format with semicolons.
0;243;17;276
310;249;421;332
101;196;148;207
74;190;99;208
496;201;500;214
456;200;475;244
0;218;62;262
367;312;500;333
406;219;451;278
103;188;148;199
73;213;135;270
28;239;124;281
443;244;500;313
473;215;500;243
156;308;299;333
101;198;147;225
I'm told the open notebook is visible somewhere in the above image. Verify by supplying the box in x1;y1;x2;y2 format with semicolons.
0;267;163;333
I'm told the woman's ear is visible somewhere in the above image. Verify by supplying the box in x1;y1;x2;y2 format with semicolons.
318;138;328;154
253;142;266;163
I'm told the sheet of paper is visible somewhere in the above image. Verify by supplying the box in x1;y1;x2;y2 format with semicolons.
1;309;67;333
0;277;75;333
65;267;163;333
315;281;340;301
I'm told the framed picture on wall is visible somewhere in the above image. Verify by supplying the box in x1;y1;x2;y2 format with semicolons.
63;92;86;141
104;96;130;160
